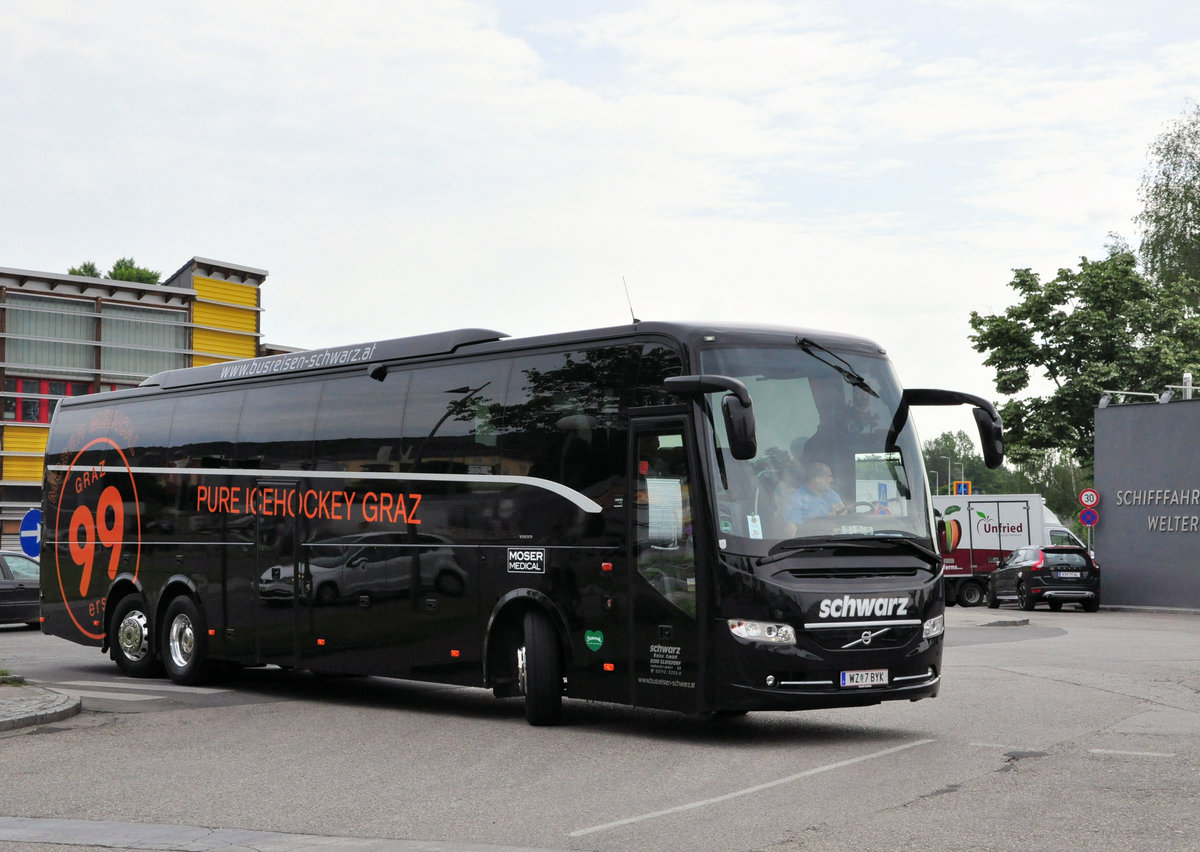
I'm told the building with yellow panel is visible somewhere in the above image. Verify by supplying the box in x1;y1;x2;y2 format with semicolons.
0;257;274;546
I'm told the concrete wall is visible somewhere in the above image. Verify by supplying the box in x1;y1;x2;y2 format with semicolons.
1094;400;1200;608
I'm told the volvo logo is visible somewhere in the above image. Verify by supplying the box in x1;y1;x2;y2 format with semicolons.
842;627;892;649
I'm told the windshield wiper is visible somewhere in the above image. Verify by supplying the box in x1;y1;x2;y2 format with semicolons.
797;337;879;398
760;535;939;567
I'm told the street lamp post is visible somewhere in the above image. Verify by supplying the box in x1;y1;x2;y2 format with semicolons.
928;469;939;495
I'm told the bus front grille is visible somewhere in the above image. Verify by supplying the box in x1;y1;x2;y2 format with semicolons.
805;625;918;651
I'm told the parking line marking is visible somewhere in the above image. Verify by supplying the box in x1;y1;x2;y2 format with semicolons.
57;680;229;695
53;689;161;702
569;738;934;838
1090;749;1176;757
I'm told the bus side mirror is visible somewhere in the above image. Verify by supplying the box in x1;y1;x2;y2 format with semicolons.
972;406;1004;469
936;520;953;556
664;374;758;461
895;388;1005;469
721;394;757;461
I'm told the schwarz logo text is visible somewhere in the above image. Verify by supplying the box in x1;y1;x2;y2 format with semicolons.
817;595;910;619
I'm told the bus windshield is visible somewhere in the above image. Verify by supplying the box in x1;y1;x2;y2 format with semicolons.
699;343;932;556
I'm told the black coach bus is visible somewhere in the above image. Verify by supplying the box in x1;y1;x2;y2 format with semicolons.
40;322;1003;724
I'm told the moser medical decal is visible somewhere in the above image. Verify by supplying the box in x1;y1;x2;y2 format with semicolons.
507;547;546;573
53;437;142;642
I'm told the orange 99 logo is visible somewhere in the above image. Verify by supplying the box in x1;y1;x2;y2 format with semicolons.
54;437;141;640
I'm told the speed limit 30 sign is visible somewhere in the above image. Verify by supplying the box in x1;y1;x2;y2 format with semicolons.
1079;488;1100;508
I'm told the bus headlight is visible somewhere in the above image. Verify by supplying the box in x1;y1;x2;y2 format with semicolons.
728;619;796;645
923;614;944;639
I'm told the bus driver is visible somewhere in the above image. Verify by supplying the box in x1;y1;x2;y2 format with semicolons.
784;461;846;534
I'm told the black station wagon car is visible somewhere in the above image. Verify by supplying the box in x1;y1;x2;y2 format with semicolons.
0;550;41;627
986;545;1100;612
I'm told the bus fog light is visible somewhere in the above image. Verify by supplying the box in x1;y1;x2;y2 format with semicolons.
728;619;796;645
923;614;944;639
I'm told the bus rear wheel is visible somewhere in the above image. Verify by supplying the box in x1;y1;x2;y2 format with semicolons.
162;596;211;685
110;594;161;678
520;610;563;726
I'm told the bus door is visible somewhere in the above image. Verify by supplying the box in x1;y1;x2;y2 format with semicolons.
254;479;302;667
629;419;700;712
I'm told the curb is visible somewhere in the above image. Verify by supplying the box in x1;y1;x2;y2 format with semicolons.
0;685;82;732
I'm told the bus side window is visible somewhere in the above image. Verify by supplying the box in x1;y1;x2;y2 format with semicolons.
107;399;175;468
502;347;635;490
313;371;410;472
111;398;176;539
170;390;245;469
399;361;511;474
237;380;321;469
627;344;684;407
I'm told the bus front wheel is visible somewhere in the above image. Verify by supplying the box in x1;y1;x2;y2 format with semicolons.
161;596;211;686
110;594;161;678
520;610;563;726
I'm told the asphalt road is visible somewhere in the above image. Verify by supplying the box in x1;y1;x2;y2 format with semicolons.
1;606;1198;851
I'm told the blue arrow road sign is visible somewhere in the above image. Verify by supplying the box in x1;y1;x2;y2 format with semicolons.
20;508;42;558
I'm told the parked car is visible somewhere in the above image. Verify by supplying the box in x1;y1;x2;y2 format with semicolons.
0;550;40;627
986;545;1100;612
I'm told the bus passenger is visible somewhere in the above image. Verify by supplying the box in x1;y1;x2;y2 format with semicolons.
785;462;846;534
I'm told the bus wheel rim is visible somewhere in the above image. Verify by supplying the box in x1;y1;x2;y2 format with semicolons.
169;614;195;668
118;612;150;661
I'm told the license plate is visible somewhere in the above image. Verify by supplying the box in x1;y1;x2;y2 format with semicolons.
841;669;887;688
1056;571;1082;578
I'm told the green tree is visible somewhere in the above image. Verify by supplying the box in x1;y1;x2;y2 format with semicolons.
968;243;1200;469
67;261;101;278
67;258;160;285
106;257;160;285
1137;102;1200;286
923;430;1018;496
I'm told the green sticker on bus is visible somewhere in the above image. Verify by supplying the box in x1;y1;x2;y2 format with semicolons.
585;630;604;652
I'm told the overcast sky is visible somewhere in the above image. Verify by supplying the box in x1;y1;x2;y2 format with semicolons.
3;0;1198;447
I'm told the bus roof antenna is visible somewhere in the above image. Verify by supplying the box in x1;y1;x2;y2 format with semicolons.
622;276;640;324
